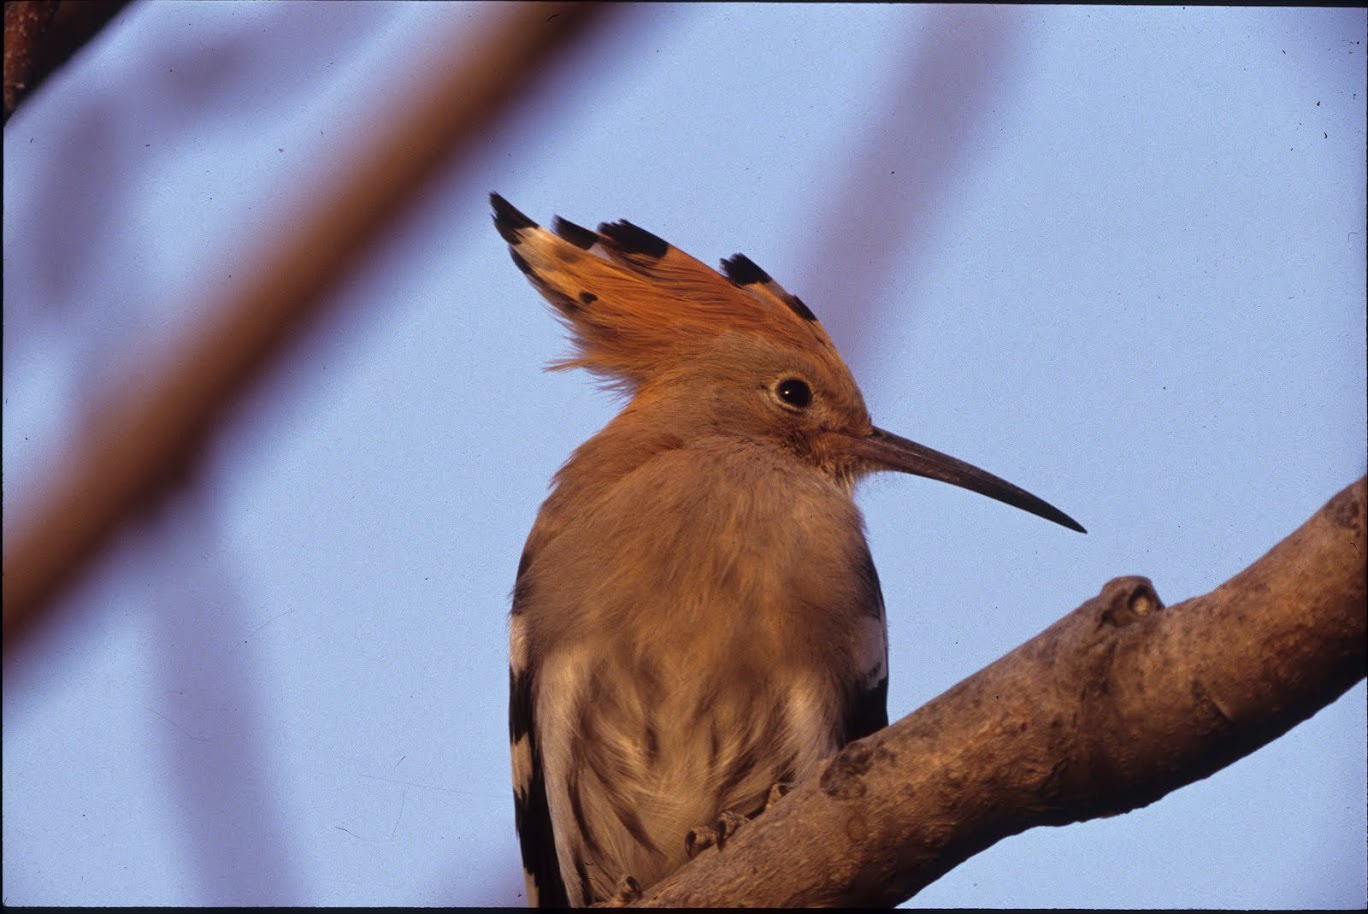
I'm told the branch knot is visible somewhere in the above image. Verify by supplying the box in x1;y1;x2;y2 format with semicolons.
1096;576;1163;628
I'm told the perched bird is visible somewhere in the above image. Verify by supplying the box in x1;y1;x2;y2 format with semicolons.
492;193;1083;907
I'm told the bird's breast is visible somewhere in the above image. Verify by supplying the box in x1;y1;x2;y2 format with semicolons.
531;434;882;750
526;435;888;899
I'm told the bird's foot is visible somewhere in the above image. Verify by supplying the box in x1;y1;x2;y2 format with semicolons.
685;809;748;857
603;875;642;906
684;782;793;858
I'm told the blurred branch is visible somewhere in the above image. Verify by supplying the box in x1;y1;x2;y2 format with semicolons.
637;477;1367;907
796;7;1016;368
4;0;132;123
2;2;611;651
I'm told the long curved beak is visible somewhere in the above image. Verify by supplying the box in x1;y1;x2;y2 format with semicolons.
849;427;1085;533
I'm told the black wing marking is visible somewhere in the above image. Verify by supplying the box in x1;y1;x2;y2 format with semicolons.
840;673;889;745
510;665;567;907
839;549;889;745
509;545;569;907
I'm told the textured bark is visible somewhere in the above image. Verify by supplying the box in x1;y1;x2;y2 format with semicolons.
635;476;1366;908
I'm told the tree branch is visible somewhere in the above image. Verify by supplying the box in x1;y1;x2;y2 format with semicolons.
636;476;1366;907
4;0;132;124
1;2;611;651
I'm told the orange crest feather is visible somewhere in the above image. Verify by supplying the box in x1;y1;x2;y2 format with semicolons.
491;194;839;390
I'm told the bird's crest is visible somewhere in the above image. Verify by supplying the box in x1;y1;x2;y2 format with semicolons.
490;193;843;391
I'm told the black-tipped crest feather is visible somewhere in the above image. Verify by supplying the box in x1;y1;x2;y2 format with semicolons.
721;253;772;286
599;219;670;258
553;216;599;250
490;192;536;244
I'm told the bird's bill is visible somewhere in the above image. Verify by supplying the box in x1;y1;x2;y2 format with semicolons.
850;427;1086;533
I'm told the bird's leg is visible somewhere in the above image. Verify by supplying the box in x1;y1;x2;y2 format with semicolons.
603;875;642;906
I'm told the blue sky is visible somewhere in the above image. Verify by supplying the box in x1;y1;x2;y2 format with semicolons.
3;3;1364;906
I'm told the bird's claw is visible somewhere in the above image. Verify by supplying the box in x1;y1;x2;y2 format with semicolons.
764;781;791;811
685;809;748;857
603;875;642;906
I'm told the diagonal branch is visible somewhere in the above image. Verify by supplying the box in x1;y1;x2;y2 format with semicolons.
1;2;611;651
635;476;1366;907
4;0;133;124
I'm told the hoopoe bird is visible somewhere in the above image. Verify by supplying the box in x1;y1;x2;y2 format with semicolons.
492;193;1083;907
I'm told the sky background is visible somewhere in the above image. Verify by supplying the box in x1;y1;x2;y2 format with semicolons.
3;2;1365;907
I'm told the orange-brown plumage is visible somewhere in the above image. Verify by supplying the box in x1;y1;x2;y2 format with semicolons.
491;193;840;391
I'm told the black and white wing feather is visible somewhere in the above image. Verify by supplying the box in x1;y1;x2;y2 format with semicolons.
508;545;568;907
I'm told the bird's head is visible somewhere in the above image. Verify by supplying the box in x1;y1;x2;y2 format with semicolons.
491;193;1083;532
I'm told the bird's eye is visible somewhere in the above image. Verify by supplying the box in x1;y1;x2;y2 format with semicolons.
775;377;813;409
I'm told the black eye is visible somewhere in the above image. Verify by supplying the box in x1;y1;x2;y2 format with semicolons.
775;377;813;409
